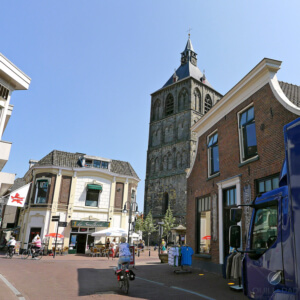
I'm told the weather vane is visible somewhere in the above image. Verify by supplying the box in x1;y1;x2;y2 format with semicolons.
187;27;192;38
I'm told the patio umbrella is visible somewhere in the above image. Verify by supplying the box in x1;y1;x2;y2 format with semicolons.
91;227;127;237
130;232;140;239
45;233;64;238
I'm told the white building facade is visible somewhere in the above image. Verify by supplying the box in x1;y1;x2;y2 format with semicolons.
18;150;140;253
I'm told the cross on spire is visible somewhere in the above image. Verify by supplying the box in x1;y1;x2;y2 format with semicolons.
187;27;192;38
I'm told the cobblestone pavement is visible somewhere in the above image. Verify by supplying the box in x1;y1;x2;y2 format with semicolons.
0;250;247;300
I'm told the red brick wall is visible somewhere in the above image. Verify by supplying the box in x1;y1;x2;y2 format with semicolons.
187;83;299;264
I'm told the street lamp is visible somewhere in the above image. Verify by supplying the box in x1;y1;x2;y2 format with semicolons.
123;191;138;245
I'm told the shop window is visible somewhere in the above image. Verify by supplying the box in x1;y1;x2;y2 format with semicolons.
256;174;280;196
196;196;211;254
238;105;257;161
34;180;49;204
207;132;219;176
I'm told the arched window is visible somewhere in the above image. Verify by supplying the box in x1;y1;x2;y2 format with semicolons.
167;152;173;170
182;151;187;167
176;152;182;168
155;157;160;172
194;88;201;113
204;94;212;113
165;94;174;116
162;192;169;215
178;89;188;111
152;99;161;121
163;155;168;171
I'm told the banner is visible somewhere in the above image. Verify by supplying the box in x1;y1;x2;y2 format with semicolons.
7;183;31;207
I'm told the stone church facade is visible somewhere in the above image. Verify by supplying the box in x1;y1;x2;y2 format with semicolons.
144;37;222;227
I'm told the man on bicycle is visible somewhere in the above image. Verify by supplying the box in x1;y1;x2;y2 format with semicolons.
117;236;131;270
6;236;16;256
31;236;42;258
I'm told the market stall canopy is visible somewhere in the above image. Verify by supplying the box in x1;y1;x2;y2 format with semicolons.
130;232;139;239
91;227;127;237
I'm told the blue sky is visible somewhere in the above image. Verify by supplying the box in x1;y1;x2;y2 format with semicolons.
2;1;300;211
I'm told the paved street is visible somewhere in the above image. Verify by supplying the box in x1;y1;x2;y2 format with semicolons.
0;250;247;300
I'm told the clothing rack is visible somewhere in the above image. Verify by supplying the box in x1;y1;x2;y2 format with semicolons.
228;248;243;291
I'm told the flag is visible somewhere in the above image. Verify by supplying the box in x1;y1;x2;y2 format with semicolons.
7;183;31;207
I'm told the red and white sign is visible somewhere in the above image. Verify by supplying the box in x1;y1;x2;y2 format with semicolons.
129;246;135;266
7;183;31;207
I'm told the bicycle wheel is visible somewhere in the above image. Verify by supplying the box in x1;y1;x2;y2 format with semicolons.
21;250;30;259
35;250;43;260
123;276;129;294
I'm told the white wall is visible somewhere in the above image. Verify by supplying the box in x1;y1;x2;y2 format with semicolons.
74;176;111;209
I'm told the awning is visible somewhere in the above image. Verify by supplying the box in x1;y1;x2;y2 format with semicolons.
0;226;20;232
87;184;102;191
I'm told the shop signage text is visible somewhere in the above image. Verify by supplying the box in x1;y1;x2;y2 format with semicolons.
71;220;110;228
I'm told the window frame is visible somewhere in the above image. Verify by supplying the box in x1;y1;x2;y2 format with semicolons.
85;186;100;207
238;104;258;162
207;131;220;177
196;195;211;254
34;179;50;204
256;173;280;196
165;94;174;116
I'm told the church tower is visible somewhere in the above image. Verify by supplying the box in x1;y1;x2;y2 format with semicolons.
144;36;222;227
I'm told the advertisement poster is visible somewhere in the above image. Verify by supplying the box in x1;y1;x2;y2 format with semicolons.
15;241;20;254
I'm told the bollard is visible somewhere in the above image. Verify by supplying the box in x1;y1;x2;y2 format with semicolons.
138;249;140;257
149;248;151;256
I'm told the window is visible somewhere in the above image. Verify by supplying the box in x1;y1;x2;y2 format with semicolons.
35;180;49;204
239;106;257;161
197;196;211;254
207;132;219;176
165;94;174;116
84;159;109;169
224;187;236;206
204;94;212;113
93;160;101;168
162;192;169;215
101;161;109;169
0;83;9;100
256;174;280;196
251;205;278;250
194;88;201;113
85;186;101;207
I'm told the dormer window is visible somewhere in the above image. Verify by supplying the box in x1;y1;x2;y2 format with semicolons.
84;158;109;169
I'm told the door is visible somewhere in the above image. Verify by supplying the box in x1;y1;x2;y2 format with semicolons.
28;227;41;244
76;234;87;254
223;187;236;257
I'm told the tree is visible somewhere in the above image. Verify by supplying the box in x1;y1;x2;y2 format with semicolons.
134;214;144;233
163;205;175;244
143;210;157;248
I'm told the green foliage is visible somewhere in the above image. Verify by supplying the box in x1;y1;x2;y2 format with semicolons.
143;211;157;248
163;205;176;243
134;214;144;233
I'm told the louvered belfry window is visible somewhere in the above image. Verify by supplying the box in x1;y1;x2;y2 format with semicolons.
165;94;174;116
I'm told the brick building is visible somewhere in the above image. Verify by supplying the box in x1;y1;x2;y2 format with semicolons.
18;150;139;254
144;36;222;234
186;58;300;273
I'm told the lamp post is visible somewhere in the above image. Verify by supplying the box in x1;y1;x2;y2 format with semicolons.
122;191;138;245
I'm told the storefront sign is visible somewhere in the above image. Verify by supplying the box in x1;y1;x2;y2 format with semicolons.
129;246;135;266
71;220;110;228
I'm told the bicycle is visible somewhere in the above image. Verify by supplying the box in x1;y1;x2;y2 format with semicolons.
21;243;43;260
5;246;14;259
116;262;130;294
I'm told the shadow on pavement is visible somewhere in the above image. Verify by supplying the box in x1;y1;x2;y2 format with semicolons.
77;263;247;300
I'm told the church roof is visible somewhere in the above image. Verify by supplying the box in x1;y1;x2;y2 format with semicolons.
163;37;213;89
